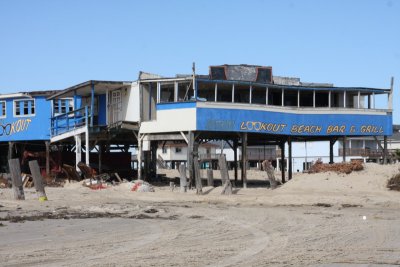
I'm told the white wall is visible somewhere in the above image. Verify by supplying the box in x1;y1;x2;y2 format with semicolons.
140;107;196;134
125;81;140;122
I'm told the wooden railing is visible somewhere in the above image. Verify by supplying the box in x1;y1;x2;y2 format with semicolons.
51;106;91;137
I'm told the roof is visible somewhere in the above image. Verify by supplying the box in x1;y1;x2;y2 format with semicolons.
195;77;390;93
48;80;133;100
0;90;60;100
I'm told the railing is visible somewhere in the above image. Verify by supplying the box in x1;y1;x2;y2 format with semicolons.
339;148;398;157
51;106;91;137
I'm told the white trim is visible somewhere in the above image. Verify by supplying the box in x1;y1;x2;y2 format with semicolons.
196;101;389;115
51;126;87;143
53;97;74;117
0;93;31;100
0;100;6;118
13;98;36;117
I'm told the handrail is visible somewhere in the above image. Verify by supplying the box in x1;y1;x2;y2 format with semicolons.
50;106;91;137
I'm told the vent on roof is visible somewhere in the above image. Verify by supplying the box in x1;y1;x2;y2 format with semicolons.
256;67;272;83
210;66;226;80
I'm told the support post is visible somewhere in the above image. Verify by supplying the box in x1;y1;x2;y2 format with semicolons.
178;164;187;192
29;160;47;200
241;132;248;188
85;120;89;166
75;134;82;171
187;131;194;188
219;154;232;195
288;137;292;180
150;141;158;179
342;136;347;162
98;142;102;174
383;135;388;164
207;169;214;187
8;158;25;200
45;141;50;176
90;81;95;127
280;140;285;183
137;134;143;180
329;139;335;164
233;139;238;184
193;141;202;194
8;141;13;161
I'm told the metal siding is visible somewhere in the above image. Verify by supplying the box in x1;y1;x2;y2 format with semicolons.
196;107;392;136
0;96;51;141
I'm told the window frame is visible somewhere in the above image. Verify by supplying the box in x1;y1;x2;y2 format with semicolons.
0;101;6;118
53;98;74;116
13;99;36;117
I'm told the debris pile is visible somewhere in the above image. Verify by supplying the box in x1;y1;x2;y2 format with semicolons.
387;169;400;191
308;159;364;174
0;175;9;188
131;180;155;192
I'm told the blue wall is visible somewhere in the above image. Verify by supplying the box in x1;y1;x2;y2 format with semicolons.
197;107;392;136
98;94;107;125
0;96;51;141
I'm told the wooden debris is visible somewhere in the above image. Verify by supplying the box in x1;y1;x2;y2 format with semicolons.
387;172;400;191
308;159;364;174
62;164;81;182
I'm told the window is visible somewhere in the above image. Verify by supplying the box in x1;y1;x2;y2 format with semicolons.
54;98;74;116
0;101;5;118
162;147;167;154
175;147;182;153
14;99;35;117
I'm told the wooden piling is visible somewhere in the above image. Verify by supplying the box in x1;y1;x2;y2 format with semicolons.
241;132;248;188
288;137;292;180
280;141;285;183
178;164;187;192
28;160;48;200
207;169;214;187
45;141;50;176
187;131;194;188
8;158;25;200
193;143;202;194
219;154;232;195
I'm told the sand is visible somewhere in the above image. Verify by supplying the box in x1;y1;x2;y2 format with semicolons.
1;162;400;266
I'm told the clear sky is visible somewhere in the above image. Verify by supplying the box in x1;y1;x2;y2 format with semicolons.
1;0;399;122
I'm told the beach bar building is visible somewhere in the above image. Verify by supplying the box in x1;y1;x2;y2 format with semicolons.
0;90;57;174
138;64;393;187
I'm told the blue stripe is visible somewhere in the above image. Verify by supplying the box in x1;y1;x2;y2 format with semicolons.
157;102;196;110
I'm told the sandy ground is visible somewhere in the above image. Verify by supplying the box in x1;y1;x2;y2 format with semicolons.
1;162;400;267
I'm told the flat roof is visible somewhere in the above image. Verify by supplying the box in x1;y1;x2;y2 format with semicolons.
48;80;133;100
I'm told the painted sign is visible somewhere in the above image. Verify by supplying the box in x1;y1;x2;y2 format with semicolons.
197;107;392;136
0;118;32;136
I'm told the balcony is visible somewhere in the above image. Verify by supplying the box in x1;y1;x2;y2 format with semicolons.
50;106;91;142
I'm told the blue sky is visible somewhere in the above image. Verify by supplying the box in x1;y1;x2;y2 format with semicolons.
1;0;399;122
